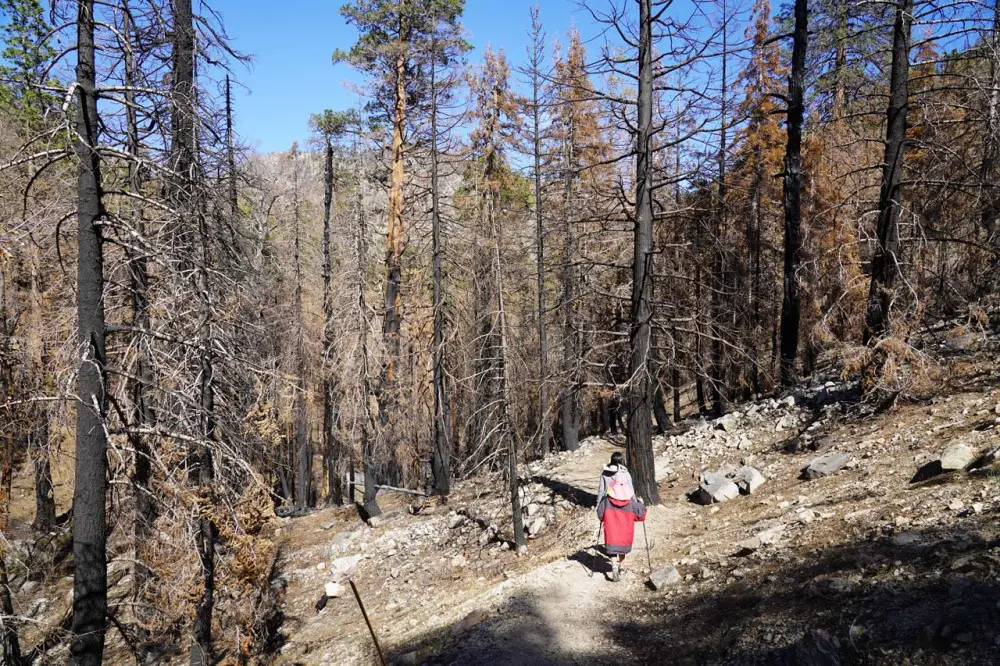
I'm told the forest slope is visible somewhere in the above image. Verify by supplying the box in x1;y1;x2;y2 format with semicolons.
267;325;1000;665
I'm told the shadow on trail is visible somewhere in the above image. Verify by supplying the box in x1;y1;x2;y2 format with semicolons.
390;514;1000;665
390;593;568;665
567;548;614;580
532;475;598;508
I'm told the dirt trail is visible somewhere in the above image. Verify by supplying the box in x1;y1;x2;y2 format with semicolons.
422;447;688;665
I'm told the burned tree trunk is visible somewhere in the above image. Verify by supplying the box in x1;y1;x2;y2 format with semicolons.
430;48;453;495
32;429;55;532
70;1;109;663
561;139;581;452
780;0;807;386
321;133;343;506
292;146;312;509
864;0;912;345
627;0;660;506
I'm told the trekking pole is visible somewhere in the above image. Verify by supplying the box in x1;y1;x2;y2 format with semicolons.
589;521;603;578
349;579;387;666
641;520;652;573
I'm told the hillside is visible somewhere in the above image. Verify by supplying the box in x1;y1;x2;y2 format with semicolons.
257;329;1000;665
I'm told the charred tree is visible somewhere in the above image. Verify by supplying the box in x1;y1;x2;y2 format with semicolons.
627;0;660;505
863;0;912;345
780;0;807;386
70;1;109;663
291;144;312;509
430;42;453;495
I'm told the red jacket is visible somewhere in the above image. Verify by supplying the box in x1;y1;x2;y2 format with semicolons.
598;495;647;554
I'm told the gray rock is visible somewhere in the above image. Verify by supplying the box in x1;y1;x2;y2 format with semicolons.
803;453;851;480
330;554;363;579
451;554;468;568
649;566;681;590
716;414;739;433
527;516;546;536
736;536;761;553
757;524;786;545
940;442;975;471
734;466;766;494
526;503;541;517
20;580;39;595
694;471;740;505
447;513;464;529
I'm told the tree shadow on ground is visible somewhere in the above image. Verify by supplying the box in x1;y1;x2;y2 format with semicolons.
392;515;1000;665
605;514;1000;664
532;475;598;508
389;593;570;665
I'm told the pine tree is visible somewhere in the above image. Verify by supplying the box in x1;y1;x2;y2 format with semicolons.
335;0;466;397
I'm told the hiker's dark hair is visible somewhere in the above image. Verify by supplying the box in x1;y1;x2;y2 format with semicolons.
610;452;626;467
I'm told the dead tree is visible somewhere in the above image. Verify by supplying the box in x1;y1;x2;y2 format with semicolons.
864;0;912;345
526;6;552;458
70;1;110;663
780;0;807;386
627;0;661;504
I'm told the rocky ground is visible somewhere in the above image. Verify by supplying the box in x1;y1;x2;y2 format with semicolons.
268;328;1000;665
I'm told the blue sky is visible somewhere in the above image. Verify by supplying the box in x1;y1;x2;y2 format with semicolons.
210;0;590;153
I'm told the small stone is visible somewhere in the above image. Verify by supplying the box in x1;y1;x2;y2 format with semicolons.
527;517;546;536
324;581;345;598
948;499;964;511
330;554;363;579
757;524;786;545
447;514;464;529
649;566;682;590
526;503;541;517
694;471;741;505
736;536;761;554
451;554;468;568
733;466;766;494
940;443;975;471
716;414;739;433
796;508;817;524
802;452;851;480
972;502;985;514
782;396;796;407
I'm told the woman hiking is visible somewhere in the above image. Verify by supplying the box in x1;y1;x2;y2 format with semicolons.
596;452;647;582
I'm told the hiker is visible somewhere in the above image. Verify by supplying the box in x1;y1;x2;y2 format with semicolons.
597;452;647;581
